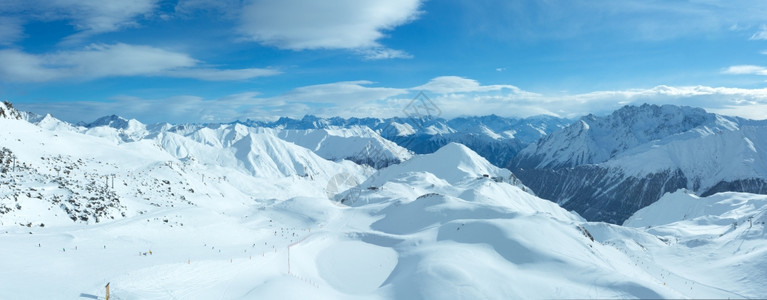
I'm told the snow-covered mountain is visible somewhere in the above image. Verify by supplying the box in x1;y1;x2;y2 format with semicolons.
360;142;529;191
276;126;412;169
68;112;569;169
0;108;367;227
241;114;572;167
3;101;767;298
511;104;767;224
38;114;408;170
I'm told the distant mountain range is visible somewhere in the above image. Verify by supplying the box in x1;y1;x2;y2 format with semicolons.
239;114;573;167
16;102;767;226
511;104;767;224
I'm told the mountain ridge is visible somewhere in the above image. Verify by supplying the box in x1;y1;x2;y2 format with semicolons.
512;103;767;223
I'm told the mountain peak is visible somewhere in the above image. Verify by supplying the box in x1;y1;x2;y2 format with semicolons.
86;114;129;128
432;142;479;159
514;103;723;169
369;142;515;186
84;114;144;130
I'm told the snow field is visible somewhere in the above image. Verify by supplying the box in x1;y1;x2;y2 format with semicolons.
2;110;767;298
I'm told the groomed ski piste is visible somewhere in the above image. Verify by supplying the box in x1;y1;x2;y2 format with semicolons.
2;104;766;299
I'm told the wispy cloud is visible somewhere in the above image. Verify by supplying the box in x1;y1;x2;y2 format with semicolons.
358;48;413;60
413;76;536;95
417;83;767;120
0;0;159;44
0;16;23;45
0;44;279;82
237;0;422;50
173;0;240;17
460;0;767;42
163;68;281;81
394;84;767;121
722;65;767;76
275;80;408;105
750;25;767;40
20;77;767;124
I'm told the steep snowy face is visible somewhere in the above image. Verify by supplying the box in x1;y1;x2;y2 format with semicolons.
229;132;348;178
151;124;368;179
513;104;721;169
276;126;413;169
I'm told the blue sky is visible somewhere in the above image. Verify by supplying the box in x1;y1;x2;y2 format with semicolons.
2;0;767;123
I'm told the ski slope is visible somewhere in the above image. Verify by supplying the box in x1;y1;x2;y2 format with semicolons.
1;103;765;299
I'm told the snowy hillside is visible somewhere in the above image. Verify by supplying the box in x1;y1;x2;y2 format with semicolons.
618;191;767;297
359;143;529;190
512;104;767;223
2;101;767;299
0;108;367;227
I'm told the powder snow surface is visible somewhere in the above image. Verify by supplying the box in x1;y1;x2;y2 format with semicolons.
0;113;765;299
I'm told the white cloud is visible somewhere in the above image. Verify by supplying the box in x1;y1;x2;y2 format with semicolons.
0;49;62;82
0;44;279;82
751;25;767;40
723;65;767;76
358;48;413;60
429;84;767;119
729;23;750;32
238;0;422;50
16;80;410;123
59;43;197;78
413;76;536;95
